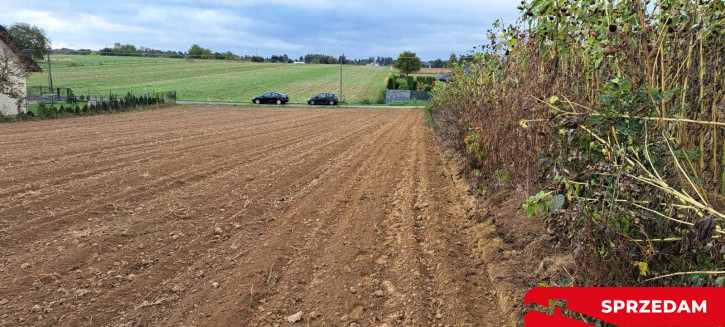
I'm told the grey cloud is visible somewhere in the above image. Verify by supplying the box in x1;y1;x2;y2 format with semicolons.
0;0;521;59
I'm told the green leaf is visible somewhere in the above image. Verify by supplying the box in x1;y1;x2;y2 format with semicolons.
548;194;566;211
635;261;649;277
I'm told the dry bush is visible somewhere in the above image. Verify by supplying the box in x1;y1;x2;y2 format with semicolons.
430;0;725;286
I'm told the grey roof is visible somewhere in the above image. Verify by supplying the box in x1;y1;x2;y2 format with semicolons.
434;67;473;82
435;73;451;82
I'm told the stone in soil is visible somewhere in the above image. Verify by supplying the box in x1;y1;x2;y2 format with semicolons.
286;311;303;323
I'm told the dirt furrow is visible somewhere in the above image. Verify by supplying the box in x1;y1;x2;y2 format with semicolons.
51;110;412;327
0;106;507;327
0;111;388;257
0;109;335;199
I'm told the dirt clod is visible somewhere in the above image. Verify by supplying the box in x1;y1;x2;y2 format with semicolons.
286;311;303;323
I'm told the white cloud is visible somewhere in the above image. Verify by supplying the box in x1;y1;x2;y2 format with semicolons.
0;0;523;59
79;14;150;33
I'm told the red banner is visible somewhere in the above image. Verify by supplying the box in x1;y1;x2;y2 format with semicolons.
524;287;725;326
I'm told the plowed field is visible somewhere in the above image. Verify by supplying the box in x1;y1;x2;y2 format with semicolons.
0;107;511;326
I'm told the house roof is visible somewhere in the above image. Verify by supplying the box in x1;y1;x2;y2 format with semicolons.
435;67;473;82
0;25;43;73
435;73;451;82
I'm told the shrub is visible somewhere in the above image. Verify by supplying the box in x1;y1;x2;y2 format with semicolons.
395;78;408;90
386;74;396;90
429;0;725;287
376;89;387;104
406;76;415;90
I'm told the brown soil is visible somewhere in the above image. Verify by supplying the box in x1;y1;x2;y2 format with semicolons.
0;106;567;326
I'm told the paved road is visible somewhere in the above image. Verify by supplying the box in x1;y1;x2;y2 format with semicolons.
176;100;425;109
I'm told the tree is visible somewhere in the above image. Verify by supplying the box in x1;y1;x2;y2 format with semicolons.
376;57;394;66
448;53;457;67
221;51;238;60
187;44;212;59
303;54;338;64
459;55;474;65
393;51;422;76
8;23;50;61
113;43;137;54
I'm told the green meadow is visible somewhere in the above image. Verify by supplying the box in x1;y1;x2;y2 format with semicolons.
27;55;390;104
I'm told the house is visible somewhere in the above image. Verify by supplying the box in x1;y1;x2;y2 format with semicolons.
0;25;42;117
434;66;472;84
434;73;452;83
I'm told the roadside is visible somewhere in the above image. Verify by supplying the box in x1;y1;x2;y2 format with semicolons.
427;150;575;326
176;100;426;109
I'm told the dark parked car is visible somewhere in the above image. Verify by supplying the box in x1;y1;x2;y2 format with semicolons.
252;92;289;105
307;93;338;105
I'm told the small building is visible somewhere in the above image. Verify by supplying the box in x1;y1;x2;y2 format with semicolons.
434;73;452;83
434;67;472;84
0;25;42;117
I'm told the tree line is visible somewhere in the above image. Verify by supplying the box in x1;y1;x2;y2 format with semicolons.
4;22;462;68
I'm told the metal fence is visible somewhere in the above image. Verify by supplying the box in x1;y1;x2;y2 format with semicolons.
26;86;71;101
27;87;177;105
385;89;430;104
410;90;430;101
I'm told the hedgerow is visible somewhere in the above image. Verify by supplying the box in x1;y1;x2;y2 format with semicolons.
430;0;725;286
34;90;176;119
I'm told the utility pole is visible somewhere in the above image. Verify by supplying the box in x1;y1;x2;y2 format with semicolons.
340;53;344;102
46;49;53;93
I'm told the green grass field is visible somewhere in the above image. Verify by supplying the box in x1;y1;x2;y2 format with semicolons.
27;55;391;104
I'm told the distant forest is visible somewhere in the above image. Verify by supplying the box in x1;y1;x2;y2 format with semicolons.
51;43;388;65
52;43;452;67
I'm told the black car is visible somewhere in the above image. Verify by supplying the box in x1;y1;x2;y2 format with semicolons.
307;93;338;105
252;92;289;105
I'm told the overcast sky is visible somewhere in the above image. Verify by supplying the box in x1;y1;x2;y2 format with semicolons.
0;0;521;60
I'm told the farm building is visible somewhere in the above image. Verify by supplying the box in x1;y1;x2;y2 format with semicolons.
0;25;42;117
434;66;472;84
